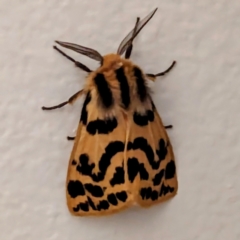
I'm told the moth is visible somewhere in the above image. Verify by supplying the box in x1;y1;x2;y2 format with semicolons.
42;8;178;216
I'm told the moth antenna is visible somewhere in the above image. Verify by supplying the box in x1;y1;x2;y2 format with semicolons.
55;40;103;62
117;8;158;55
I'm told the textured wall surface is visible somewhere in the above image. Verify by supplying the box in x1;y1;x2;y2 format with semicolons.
1;0;240;239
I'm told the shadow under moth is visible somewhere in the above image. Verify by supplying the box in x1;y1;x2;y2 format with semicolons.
42;8;178;216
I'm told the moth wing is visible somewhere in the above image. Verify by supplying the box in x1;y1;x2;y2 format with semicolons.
127;99;178;207
66;92;133;216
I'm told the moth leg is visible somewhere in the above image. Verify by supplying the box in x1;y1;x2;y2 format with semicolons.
146;61;176;81
164;125;173;129
53;46;92;73
67;136;75;141
42;90;83;110
125;17;140;59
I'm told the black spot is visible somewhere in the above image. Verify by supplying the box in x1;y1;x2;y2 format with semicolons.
127;141;133;150
110;166;125;186
165;160;176;179
156;139;168;161
86;117;117;135
94;73;113;108
133;110;155;126
127;158;139;182
79;202;89;212
73;202;89;212
107;193;118;206
133;112;148;126
115;67;130;108
72;160;77;165
77;154;95;176
159;183;174;196
147;110;154;122
145;187;152;199
127;156;149;181
141;188;158;201
153;169;165;186
151;190;159;201
140;188;147;199
87;196;97;210
134;67;147;102
84;184;104;197
77;141;125;182
67;180;85;198
139;163;149;180
97;200;109;210
80;91;91;125
116;191;128;202
73;205;80;212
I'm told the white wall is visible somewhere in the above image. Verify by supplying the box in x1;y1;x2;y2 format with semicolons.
1;0;240;239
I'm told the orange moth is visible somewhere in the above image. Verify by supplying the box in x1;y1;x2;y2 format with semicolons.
42;8;178;216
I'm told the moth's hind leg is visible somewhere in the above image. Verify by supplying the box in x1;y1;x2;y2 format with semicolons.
125;17;140;59
53;46;92;73
67;136;75;141
165;125;173;129
146;61;176;81
42;90;83;110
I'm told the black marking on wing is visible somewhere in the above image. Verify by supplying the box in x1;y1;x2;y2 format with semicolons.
116;191;128;202
77;141;125;182
84;184;104;197
115;67;130;108
97;200;110;210
153;169;165;186
79;202;89;212
156;139;168;161
140;187;159;201
86;117;117;135
133;110;154;126
71;160;77;165
151;190;159;201
165;160;176;179
140;187;152;200
134;67;147;102
107;193;118;206
67;180;85;198
80;91;91;124
159;183;174;196
110;166;125;186
87;196;97;210
127;158;139;182
73;201;89;212
127;158;149;183
94;73;113;108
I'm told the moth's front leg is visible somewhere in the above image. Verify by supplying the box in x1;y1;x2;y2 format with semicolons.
146;61;176;81
42;89;83;110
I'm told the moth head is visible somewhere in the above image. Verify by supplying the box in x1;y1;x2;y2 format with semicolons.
101;54;123;70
